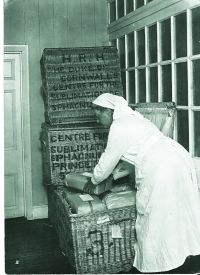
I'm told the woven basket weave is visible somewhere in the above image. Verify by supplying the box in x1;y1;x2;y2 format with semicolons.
40;124;108;186
40;46;123;125
48;187;136;274
132;102;176;138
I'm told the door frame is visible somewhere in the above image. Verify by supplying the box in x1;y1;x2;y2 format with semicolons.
4;45;33;219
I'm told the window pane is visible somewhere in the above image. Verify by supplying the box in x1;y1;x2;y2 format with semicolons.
177;110;189;151
138;69;146;102
176;62;188;106
146;0;154;2
110;39;117;47
117;0;124;19
161;19;171;61
149;67;158;102
110;1;116;23
149;24;157;64
126;0;133;14
127;32;135;67
162;65;172;101
121;71;126;98
137;29;145;65
194;111;200;157
119;36;125;69
135;0;144;9
128;70;135;104
175;12;187;58
192;6;200;55
193;59;200;106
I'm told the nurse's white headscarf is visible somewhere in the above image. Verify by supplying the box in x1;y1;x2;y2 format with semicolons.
93;93;143;120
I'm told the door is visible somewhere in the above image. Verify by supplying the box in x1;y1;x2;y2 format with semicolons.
4;52;25;218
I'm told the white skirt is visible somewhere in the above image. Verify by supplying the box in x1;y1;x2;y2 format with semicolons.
133;137;200;272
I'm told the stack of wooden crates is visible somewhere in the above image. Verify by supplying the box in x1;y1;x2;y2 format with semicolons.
40;47;137;274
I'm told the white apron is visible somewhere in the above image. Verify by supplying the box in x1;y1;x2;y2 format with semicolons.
133;135;200;272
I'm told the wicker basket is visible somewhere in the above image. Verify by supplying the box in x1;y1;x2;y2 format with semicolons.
40;124;109;186
48;187;136;274
132;102;176;138
40;46;123;125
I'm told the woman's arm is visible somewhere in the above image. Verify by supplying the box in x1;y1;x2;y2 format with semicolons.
91;123;128;184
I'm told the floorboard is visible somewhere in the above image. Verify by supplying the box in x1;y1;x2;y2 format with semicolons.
5;217;73;274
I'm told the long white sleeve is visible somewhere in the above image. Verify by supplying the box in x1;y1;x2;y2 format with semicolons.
92;122;128;184
91;114;161;185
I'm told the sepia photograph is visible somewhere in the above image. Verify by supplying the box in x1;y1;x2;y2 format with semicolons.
3;0;200;274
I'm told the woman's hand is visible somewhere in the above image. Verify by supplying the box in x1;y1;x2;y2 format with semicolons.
113;160;135;180
83;180;96;194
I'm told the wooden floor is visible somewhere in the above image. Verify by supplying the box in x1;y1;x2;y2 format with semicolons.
5;217;200;274
5;217;73;274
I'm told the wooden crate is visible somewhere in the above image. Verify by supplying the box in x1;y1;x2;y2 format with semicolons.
40;123;108;186
40;46;123;125
48;187;136;274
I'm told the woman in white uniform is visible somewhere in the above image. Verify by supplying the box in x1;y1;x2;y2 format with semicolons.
84;93;200;273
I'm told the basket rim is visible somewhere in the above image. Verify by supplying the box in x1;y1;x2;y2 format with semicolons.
56;188;136;219
131;101;176;109
41;123;108;130
42;46;118;53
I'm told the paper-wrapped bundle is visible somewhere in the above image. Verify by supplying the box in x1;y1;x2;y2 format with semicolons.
62;189;106;215
110;182;133;193
103;190;136;210
65;172;113;195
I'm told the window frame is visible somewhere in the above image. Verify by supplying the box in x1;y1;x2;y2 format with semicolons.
107;0;200;158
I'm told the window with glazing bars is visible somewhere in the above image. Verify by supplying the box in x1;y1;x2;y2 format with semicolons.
108;1;200;157
109;0;155;22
